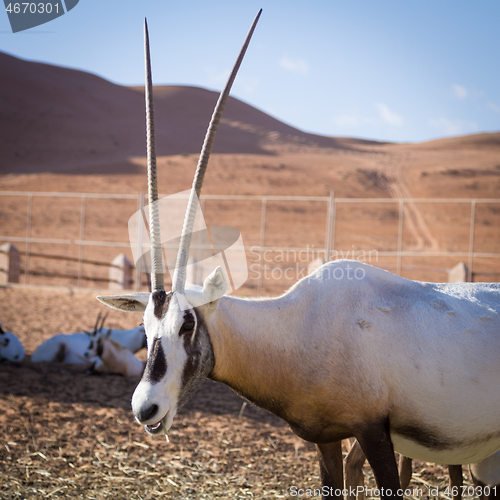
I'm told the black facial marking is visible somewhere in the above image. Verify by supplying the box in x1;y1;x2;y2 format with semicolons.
144;337;167;383
179;312;196;336
178;309;215;407
96;337;104;358
152;291;168;319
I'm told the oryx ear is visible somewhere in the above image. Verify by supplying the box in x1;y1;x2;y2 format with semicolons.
203;267;228;305
96;293;150;313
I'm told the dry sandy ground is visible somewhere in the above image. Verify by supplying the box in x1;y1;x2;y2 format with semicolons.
0;286;478;500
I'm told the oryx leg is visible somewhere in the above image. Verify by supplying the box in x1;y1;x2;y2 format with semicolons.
398;456;412;490
448;464;462;500
355;420;402;499
345;439;366;500
316;441;344;499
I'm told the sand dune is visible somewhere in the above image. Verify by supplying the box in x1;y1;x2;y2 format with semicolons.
0;51;385;175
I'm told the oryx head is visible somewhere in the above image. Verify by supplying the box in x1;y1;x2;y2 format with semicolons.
97;12;261;437
0;323;25;362
84;311;110;359
0;324;8;348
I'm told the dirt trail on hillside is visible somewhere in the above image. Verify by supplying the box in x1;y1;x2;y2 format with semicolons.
372;151;440;250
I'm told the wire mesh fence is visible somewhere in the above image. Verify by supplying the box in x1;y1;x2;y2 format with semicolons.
1;191;499;294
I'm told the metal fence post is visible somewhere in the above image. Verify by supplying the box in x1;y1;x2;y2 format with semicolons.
468;200;476;282
397;200;404;276
24;194;33;284
325;191;335;261
258;197;267;295
77;196;86;288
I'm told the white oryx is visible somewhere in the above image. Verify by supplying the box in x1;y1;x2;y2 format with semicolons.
84;328;144;378
31;313;146;368
0;322;25;362
97;12;500;500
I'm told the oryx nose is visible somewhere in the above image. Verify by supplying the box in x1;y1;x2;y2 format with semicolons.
136;403;159;424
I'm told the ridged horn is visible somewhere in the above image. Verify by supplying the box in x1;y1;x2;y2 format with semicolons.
144;19;164;293
172;9;262;294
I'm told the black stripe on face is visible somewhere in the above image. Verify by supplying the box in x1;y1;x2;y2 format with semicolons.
96;336;104;358
178;309;215;408
152;291;170;319
143;337;167;383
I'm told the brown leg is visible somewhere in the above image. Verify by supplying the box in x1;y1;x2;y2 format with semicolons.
356;419;402;499
317;441;344;499
448;465;462;500
345;439;366;500
398;456;412;490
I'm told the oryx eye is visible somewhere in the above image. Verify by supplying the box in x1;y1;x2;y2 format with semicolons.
179;315;195;335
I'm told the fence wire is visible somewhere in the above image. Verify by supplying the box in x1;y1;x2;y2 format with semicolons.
0;191;499;290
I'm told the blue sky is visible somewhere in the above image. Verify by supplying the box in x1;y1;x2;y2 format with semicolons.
1;0;499;143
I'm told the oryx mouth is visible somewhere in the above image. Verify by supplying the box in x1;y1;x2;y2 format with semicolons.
144;414;169;436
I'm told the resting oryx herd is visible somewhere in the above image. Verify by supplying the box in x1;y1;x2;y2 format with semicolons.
31;313;146;377
91;10;500;500
1;312;145;378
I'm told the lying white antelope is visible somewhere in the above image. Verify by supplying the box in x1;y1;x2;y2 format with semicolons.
97;12;500;500
31;313;146;367
0;322;25;362
84;329;144;378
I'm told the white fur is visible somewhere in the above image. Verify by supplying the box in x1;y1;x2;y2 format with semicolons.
471;451;500;487
31;326;145;364
0;325;25;362
86;334;144;378
131;293;189;427
31;333;91;364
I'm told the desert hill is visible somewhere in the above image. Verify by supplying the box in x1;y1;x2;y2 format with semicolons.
0;51;382;176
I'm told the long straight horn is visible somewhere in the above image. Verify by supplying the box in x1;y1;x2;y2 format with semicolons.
172;9;262;294
144;18;164;293
93;312;102;334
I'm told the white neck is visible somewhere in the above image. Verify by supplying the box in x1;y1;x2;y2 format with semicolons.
203;292;326;420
